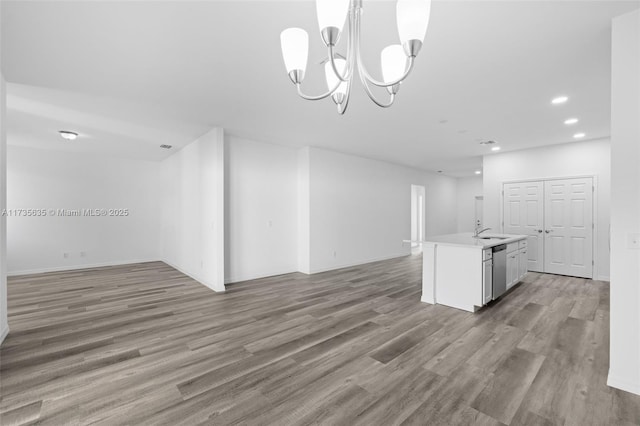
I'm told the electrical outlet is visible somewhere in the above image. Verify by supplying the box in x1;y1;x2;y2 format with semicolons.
80;251;86;258
333;251;337;258
63;253;69;259
268;220;273;228
628;233;640;249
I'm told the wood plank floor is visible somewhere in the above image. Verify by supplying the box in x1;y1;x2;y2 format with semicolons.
1;255;639;425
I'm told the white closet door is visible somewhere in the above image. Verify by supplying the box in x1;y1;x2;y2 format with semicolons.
503;181;544;272
543;178;593;278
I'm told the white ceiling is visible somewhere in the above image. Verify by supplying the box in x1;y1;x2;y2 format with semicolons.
2;1;638;175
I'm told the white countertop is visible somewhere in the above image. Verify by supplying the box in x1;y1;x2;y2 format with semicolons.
419;232;527;249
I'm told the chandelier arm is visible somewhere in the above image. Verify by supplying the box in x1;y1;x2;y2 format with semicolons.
361;84;396;108
358;51;416;88
327;45;352;83
295;82;342;101
325;2;357;84
352;12;394;108
353;5;415;88
337;80;352;115
357;65;396;108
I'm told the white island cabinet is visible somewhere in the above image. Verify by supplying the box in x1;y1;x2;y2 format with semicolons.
420;233;528;312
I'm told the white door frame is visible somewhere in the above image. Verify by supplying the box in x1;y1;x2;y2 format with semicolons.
500;174;599;280
410;184;426;252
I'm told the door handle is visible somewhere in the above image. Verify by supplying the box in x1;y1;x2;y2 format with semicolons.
536;229;543;233
545;229;553;234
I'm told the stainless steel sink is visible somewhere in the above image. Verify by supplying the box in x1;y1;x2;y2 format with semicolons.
479;236;509;240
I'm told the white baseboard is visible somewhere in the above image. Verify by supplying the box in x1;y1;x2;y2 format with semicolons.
8;258;226;292
7;258;162;276
420;296;435;304
306;252;410;275
596;275;610;282
225;268;298;285
161;259;225;293
0;325;9;346
608;374;640;395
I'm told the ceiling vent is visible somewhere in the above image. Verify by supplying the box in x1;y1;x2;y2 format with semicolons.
159;144;173;149
479;140;496;145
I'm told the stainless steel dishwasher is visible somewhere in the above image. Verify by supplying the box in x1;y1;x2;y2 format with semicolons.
492;244;507;299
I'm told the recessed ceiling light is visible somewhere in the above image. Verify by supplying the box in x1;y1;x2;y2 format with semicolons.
564;118;579;125
551;96;569;104
59;130;78;140
573;132;586;139
491;146;501;152
475;170;482;175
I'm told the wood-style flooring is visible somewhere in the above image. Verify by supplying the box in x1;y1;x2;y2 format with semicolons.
1;255;639;425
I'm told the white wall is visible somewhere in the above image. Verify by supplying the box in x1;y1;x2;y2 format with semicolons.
301;147;457;273
6;145;162;275
483;139;611;280
225;136;297;283
0;71;8;344
456;176;483;233
161;128;225;292
297;147;311;274
608;9;640;396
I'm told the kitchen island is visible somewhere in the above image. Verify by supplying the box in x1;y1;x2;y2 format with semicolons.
420;232;528;312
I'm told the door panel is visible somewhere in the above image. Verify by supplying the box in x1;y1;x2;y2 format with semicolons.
571;237;586;266
525;201;539;226
543;178;593;278
508;201;520;226
548;236;564;265
527;236;541;266
503;181;544;272
518;249;528;280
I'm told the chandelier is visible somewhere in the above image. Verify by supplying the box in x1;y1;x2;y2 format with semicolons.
280;0;432;115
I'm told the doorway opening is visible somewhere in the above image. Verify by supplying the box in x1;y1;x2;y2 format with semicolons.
475;196;484;229
411;185;426;254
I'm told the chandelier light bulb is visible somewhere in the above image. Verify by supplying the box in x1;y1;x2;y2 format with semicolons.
381;45;407;84
396;0;432;45
316;0;350;34
280;28;309;80
325;59;348;104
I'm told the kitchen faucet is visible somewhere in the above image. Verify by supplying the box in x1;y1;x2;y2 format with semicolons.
473;226;492;238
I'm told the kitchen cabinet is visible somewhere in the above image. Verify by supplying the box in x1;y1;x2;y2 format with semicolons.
518;246;528;281
506;250;519;290
507;240;528;289
482;253;493;305
420;232;527;312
